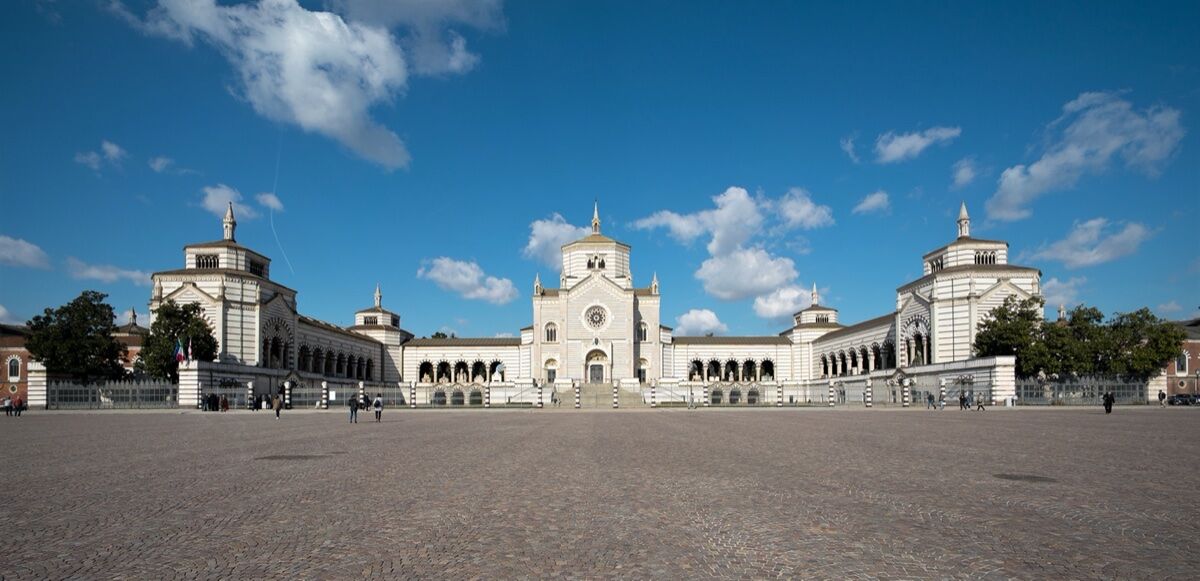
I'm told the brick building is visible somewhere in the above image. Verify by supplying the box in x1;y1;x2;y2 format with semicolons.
1165;317;1200;395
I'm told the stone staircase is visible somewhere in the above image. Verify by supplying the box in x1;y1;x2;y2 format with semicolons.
574;383;647;408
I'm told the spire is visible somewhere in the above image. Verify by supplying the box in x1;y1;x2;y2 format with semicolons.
374;283;382;308
956;201;970;238
811;282;820;306
1058;304;1067;321
591;200;601;235
533;273;542;294
651;271;659;295
223;201;237;241
129;308;137;327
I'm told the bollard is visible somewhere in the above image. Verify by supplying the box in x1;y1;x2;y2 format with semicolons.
574;382;580;409
358;381;365;404
865;385;873;408
284;380;292;410
246;380;254;410
777;384;783;407
828;384;835;407
902;386;911;408
485;384;491;408
939;384;946;409
321;381;329;409
613;384;619;409
703;384;709;408
409;382;416;409
651;383;657;408
537;384;544;409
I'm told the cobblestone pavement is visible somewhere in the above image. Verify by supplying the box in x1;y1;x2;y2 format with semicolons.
2;407;1198;579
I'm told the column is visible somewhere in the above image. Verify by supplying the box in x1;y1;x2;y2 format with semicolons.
284;380;292;409
776;383;783;407
703;384;709;408
939;379;947;409
651;381;656;408
612;383;619;409
246;380;254;410
574;381;580;409
902;384;910;408
320;380;328;409
409;382;416;409
828;382;835;407
537;383;544;409
865;379;873;408
485;384;491;408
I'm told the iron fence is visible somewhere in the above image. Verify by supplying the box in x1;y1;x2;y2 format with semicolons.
1015;377;1146;405
48;380;177;410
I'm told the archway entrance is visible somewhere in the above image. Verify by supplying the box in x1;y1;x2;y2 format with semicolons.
585;349;607;384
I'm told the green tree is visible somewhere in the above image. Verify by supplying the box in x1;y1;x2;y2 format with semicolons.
138;300;218;383
1104;308;1187;380
26;290;127;384
973;295;1049;377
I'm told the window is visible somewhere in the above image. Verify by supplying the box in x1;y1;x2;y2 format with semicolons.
544;322;558;343
974;251;997;265
816;314;830;323
1178;352;1189;375
195;254;219;269
363;316;378;325
7;357;19;380
249;260;267;277
637;322;648;342
928;256;945;272
547;369;557;383
391;316;399;327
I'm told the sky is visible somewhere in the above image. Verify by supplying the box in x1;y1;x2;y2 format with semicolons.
1;0;1198;337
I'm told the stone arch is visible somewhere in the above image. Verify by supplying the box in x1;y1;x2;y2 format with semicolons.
489;360;506;382
451;389;465;406
742;360;757;382
418;361;434;383
436;361;452;383
471;361;487;383
729;387;742;405
761;359;775;381
432;389;447;405
706;360;721;381
710;388;724;405
724;360;739;382
690;359;704;381
469;389;483;406
747;388;760;405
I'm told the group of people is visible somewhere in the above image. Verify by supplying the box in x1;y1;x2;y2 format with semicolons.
200;393;230;412
3;395;25;417
923;391;986;411
347;393;384;423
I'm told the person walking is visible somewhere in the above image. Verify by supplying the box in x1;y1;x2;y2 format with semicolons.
347;392;358;423
958;391;967;410
926;392;934;410
220;394;229;412
3;396;11;417
373;393;383;422
1103;391;1115;414
273;394;282;419
976;395;986;411
13;396;22;417
1159;390;1166;407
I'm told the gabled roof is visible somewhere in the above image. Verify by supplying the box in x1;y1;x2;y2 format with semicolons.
1174;318;1200;341
153;268;297;294
562;233;631;248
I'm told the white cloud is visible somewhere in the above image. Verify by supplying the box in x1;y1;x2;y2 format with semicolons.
417;257;517;304
1156;301;1183;315
493;332;514;338
874;126;961;163
839;135;860;163
752;284;813;321
634;186;762;256
74;139;127;171
74;151;102;171
333;0;503;75
1041;277;1086;310
696;248;797;301
674;309;727;336
0;304;18;324
1029;218;1150;269
523;213;589;269
852;190;890;214
952;157;977;188
149;156;174;172
66;257;151;286
256;192;285;212
0;235;51;269
101;140;127;162
201;184;259;219
987;91;1184;221
116;307;149;327
114;0;411;170
777;188;834;230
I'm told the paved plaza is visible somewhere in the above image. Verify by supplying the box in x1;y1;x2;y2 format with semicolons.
2;407;1198;579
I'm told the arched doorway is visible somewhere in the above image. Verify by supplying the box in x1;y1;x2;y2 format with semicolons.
710;389;723;405
432;390;447;405
747;388;760;405
469;389;483;406
451;390;465;406
730;388;742;405
585;349;607;384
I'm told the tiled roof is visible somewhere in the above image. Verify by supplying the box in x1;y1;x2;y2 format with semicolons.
404;337;522;347
814;314;894;342
298;315;382;344
673;336;792;345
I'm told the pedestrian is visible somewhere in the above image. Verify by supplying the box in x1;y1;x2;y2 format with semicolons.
926;392;934;410
1103;391;1114;414
959;391;967;410
976;395;986;411
1158;390;1166;407
273;394;282;419
13;396;23;417
220;394;229;412
373;393;383;422
3;396;11;416
348;391;358;423
939;394;946;410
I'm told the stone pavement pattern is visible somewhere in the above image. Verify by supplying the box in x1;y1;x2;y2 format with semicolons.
1;407;1198;579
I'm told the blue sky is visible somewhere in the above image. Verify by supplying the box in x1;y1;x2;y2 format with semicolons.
2;0;1197;337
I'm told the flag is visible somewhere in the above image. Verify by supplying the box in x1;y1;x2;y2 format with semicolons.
174;339;185;364
187;338;193;363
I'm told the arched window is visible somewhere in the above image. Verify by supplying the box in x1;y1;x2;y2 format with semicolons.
544;322;558;343
7;357;19;380
637;322;648;342
1178;352;1189;375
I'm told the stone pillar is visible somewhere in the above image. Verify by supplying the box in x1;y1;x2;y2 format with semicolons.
484;384;491;408
902;385;910;408
613;383;619;409
939;380;947;409
865;379;873;408
284;380;292;409
409;382;416;408
320;381;329;409
651;381;657;408
703;384;709;408
574;381;580;409
776;383;783;407
246;380;254;410
358;380;365;404
537;383;544;409
828;382;835;407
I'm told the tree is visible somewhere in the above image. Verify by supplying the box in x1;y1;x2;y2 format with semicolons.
973;295;1048;377
1104;308;1186;380
26;290;127;384
138;300;218;383
428;331;457;339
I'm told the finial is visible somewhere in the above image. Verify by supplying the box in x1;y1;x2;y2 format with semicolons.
811;282;820;306
651;272;659;294
956;201;970;238
533;273;542;294
222;201;237;241
591;200;601;234
374;283;382;308
130;308;137;326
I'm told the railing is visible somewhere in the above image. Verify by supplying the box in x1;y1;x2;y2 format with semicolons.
1015;377;1146;406
48;380;177;410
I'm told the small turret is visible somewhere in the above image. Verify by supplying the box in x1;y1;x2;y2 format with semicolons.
651;272;659;295
533;273;542;295
957;201;970;239
223;202;237;242
591;201;601;235
374;283;382;309
811;282;820;306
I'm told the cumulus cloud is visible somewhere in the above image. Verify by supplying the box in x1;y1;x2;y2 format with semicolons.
201;184;259;219
333;0;503;75
66;257;151;286
0;304;18;324
696;248;797;301
634;187;763;256
1041;276;1086;310
839;135;860;163
149;156;174;172
0;235;51;269
256;192;285;212
852;190;890;214
987;91;1185;221
874;126;961;163
674;309;727;336
1029;218;1150;269
952;157;977;189
417;257;517;304
777;188;834;230
75;139;127;171
752;284;813;321
523;213;589;269
1156;301;1182;315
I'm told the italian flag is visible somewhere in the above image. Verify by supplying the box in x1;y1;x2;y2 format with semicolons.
174;339;185;364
